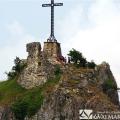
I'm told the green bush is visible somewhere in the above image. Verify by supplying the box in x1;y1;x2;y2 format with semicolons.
102;79;116;91
11;100;28;120
10;73;61;119
54;65;62;76
12;57;26;74
68;49;96;69
6;71;17;80
27;95;44;117
87;61;96;69
11;88;44;119
6;57;26;80
68;49;86;66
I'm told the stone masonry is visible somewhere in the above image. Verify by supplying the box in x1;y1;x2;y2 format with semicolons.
43;41;62;64
18;42;55;89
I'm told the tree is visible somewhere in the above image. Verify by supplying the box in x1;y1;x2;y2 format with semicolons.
68;49;82;64
6;57;26;80
68;48;87;67
79;57;87;67
12;57;21;74
88;60;96;69
6;71;17;80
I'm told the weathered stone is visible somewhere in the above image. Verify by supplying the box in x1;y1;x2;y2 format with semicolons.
26;86;119;120
18;42;55;89
97;62;119;105
43;41;62;64
0;62;120;120
78;79;88;88
0;107;14;120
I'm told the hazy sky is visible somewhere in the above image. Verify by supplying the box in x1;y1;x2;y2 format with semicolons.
0;0;120;88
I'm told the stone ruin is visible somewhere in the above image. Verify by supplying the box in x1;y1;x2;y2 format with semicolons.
43;41;64;64
44;41;61;58
18;41;63;89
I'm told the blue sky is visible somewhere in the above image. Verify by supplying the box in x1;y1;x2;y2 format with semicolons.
0;0;120;89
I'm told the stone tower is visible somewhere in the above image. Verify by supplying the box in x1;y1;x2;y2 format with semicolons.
27;42;41;67
43;41;62;63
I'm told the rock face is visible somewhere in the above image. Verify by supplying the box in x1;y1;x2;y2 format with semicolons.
18;41;64;89
1;41;119;120
96;62;119;105
0;61;119;120
18;42;55;89
24;63;119;120
0;107;14;120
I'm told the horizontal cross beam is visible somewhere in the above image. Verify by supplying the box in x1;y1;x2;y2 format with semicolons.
54;3;63;6
42;4;51;7
42;3;63;7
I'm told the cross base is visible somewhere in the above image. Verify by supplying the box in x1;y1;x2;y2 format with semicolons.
47;35;57;42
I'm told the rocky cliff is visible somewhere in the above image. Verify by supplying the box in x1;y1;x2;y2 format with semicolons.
0;62;119;120
24;63;119;120
0;42;119;120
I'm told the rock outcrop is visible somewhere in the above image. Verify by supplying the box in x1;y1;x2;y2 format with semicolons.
0;61;119;120
96;62;119;105
0;107;14;120
24;63;119;120
0;41;119;120
18;42;55;89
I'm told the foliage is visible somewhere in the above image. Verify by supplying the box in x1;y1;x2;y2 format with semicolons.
11;88;44;119
11;74;60;120
102;79;116;91
68;49;96;68
12;57;26;74
54;65;62;76
6;71;17;80
11;100;28;120
79;57;87;67
68;49;85;65
87;60;96;69
6;57;26;80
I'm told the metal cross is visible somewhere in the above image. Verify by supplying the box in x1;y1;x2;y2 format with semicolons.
42;0;63;42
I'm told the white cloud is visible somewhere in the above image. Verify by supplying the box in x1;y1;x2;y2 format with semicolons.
57;5;83;40
58;0;120;87
6;21;24;36
0;21;36;80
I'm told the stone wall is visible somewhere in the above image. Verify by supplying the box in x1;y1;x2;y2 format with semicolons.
43;41;62;64
18;42;54;89
26;42;41;66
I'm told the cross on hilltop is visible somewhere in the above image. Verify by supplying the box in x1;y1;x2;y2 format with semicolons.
42;0;63;42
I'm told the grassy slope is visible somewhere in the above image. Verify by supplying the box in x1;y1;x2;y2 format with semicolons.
0;74;61;117
0;79;25;106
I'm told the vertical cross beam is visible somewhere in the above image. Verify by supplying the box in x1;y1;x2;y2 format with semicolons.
42;0;63;42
